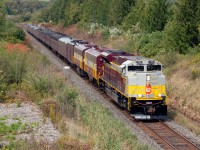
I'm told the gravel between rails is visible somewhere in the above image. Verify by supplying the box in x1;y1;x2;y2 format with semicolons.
24;26;200;150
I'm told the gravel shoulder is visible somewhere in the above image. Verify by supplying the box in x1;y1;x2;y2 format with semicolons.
0;102;60;145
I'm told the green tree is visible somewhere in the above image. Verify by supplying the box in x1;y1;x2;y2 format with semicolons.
49;0;62;23
164;0;200;53
63;0;82;26
124;0;170;32
109;0;135;26
123;0;145;30
81;0;100;24
96;0;109;25
0;1;6;27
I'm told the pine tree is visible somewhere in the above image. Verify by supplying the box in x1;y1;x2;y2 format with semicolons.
124;0;170;32
81;0;100;23
165;0;200;53
0;1;6;26
108;0;134;26
63;0;82;26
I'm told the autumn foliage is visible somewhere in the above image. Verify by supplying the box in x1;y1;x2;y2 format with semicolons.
6;43;29;52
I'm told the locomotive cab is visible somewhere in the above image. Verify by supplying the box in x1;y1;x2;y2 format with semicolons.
120;57;168;120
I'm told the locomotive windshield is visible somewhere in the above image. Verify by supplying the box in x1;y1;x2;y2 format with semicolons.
147;65;161;71
128;66;144;71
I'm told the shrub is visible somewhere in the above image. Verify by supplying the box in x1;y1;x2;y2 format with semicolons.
14;28;26;41
0;83;7;103
26;73;53;97
0;48;27;84
56;87;78;118
156;51;179;68
122;36;140;53
102;28;110;40
138;31;166;57
192;69;200;80
40;99;61;123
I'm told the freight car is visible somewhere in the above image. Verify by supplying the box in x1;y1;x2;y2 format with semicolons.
26;24;169;120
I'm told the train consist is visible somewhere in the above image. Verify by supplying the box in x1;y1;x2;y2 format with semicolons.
26;24;169;120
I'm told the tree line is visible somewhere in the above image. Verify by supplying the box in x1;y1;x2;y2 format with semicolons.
42;0;200;55
2;0;200;56
0;1;25;42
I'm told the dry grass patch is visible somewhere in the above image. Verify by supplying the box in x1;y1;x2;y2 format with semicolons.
166;54;200;123
168;108;200;135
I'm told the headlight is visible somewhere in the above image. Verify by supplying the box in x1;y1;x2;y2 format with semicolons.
147;75;151;81
158;94;165;97
138;94;145;98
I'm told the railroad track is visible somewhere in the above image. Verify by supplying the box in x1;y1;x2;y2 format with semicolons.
136;121;199;150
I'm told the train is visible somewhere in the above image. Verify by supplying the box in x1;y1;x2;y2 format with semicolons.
26;24;169;120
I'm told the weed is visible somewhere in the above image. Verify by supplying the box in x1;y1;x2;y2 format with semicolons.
16;100;22;107
109;27;122;38
78;98;147;149
41;55;51;66
0;121;21;139
49;103;56;123
0;48;27;84
0;83;7;103
0;116;7;121
122;37;139;54
40;99;59;117
10;121;22;131
7;133;16;141
170;109;200;135
191;69;200;80
56;87;78;118
26;73;53;97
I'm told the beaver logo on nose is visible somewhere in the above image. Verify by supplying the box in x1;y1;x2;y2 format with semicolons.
145;82;152;94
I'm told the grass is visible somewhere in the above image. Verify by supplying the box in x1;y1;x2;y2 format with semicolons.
168;108;200;135
0;121;21;139
161;53;200;135
78;98;148;150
